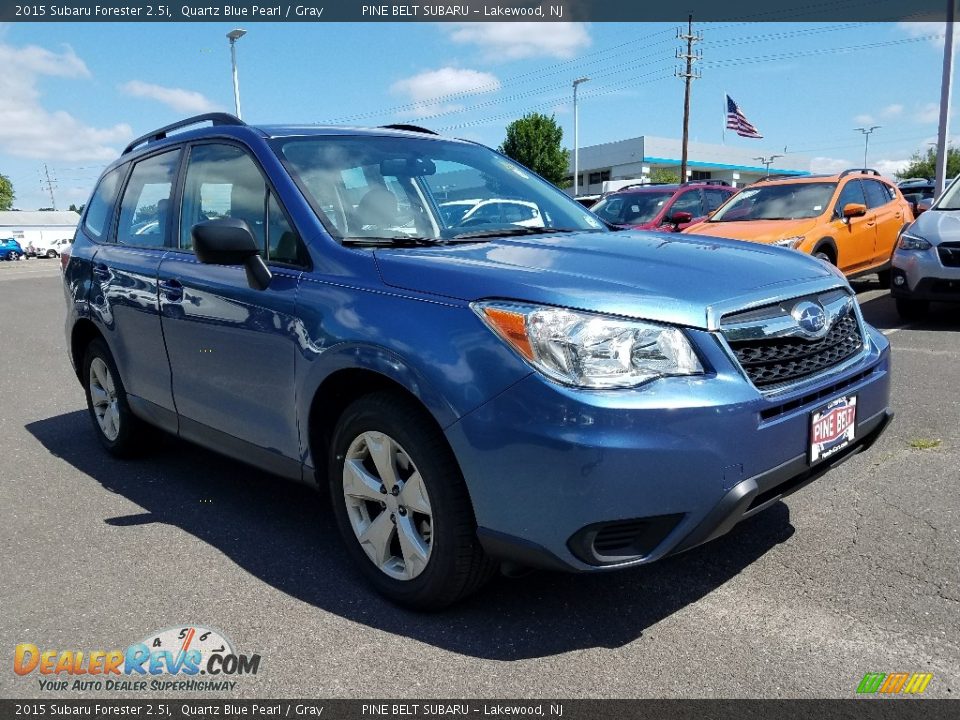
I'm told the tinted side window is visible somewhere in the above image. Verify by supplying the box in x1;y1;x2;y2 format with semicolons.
835;179;866;216
267;193;304;265
180;144;266;252
703;189;731;213
83;167;124;239
669;190;704;217
116;150;180;247
863;179;892;209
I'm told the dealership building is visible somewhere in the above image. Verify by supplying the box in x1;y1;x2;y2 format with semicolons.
567;136;812;195
0;211;79;249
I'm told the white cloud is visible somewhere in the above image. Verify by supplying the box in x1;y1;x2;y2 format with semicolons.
120;80;219;114
445;22;591;61
882;104;904;118
810;157;851;174
853;114;875;126
915;102;940;124
0;42;131;162
810;156;908;179
390;67;500;118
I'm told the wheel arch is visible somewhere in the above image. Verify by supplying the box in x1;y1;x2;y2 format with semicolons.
70;318;105;381
812;237;838;265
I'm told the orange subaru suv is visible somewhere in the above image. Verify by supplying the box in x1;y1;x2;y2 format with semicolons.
683;169;915;284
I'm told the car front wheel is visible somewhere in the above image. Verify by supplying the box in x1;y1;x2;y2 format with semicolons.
46;249;57;258
328;392;495;609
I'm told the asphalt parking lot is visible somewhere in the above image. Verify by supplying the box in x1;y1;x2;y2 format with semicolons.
1;258;957;699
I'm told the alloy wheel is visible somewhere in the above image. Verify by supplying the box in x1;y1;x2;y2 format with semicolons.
89;357;120;441
342;431;433;580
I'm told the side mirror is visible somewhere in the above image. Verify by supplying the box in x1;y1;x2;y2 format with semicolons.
668;211;694;227
192;218;272;291
842;203;867;219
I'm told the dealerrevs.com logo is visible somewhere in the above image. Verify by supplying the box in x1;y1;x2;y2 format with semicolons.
14;625;261;693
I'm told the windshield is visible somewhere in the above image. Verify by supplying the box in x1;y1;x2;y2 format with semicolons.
710;182;836;221
273;135;605;241
592;192;674;225
935;178;960;209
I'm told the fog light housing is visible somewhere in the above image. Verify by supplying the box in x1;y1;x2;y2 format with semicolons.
893;275;906;286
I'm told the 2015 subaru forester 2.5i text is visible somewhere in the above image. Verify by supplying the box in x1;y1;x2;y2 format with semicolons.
63;114;893;609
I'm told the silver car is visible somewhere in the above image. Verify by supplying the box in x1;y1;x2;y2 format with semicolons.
891;177;960;319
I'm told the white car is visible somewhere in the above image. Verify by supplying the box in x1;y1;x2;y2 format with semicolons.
439;198;543;228
35;237;73;258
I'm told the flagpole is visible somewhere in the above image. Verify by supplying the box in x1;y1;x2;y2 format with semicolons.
722;93;726;145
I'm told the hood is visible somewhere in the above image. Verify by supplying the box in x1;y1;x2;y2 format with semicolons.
909;208;960;244
684;218;819;244
373;230;842;330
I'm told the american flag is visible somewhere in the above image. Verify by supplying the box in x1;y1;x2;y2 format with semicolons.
725;94;763;139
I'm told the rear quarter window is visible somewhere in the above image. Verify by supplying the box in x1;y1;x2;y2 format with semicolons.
83;167;125;239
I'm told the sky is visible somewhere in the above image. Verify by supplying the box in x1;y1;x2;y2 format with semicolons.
0;19;951;210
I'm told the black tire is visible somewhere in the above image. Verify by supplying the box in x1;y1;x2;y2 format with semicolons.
328;392;496;610
46;249;57;259
82;338;148;457
9;252;19;261
876;268;891;289
814;250;833;265
896;298;929;322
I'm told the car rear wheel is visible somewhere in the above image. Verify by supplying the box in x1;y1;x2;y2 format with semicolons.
46;249;57;259
82;339;147;457
8;251;19;261
328;392;495;609
896;298;929;322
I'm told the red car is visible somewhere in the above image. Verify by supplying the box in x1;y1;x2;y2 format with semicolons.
590;181;737;232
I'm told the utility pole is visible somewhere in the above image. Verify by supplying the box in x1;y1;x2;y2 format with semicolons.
227;28;247;120
935;0;956;197
572;76;590;197
753;155;782;177
42;164;57;210
676;15;702;183
854;126;880;168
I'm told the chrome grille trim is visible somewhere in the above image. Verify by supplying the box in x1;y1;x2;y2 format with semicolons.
719;288;869;394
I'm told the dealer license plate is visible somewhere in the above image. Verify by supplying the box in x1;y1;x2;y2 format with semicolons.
810;395;857;464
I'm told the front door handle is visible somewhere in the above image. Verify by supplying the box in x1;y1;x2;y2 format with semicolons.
92;262;110;280
159;278;184;302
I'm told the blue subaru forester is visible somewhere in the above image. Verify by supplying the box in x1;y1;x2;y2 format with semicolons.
63;114;892;608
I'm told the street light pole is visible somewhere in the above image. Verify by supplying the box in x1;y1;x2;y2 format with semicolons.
572;77;589;197
753;154;782;177
935;0;956;197
227;28;247;119
854;126;880;168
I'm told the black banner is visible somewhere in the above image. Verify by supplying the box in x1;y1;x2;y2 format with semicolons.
1;700;959;719
0;0;953;23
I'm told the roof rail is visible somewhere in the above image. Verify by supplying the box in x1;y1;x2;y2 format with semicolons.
839;168;881;178
123;113;246;155
751;173;796;183
682;179;730;186
379;124;438;135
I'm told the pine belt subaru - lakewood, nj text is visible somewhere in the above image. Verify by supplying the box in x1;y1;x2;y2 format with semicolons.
62;114;893;609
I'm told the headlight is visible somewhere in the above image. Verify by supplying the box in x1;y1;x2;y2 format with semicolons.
473;302;703;388
772;235;805;249
897;232;932;251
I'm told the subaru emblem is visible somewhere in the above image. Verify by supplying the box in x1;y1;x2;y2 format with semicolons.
791;300;828;338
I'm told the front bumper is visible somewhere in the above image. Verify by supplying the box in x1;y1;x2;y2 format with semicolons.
446;326;892;572
891;247;960;302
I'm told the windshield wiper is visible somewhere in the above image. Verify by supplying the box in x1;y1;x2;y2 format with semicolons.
342;236;440;247
451;226;581;240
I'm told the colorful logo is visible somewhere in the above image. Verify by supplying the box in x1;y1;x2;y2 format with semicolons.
857;672;933;695
14;626;260;693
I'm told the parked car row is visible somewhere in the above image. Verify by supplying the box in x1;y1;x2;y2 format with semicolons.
0;237;72;260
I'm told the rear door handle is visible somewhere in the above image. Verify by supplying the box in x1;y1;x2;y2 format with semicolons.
92;262;110;280
159;278;183;302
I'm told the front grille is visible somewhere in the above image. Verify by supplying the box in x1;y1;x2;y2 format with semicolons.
939;242;960;267
725;303;863;389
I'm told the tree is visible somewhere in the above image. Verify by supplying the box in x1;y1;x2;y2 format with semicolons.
896;145;960;180
649;168;681;184
0;173;14;211
69;203;85;214
499;113;570;187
